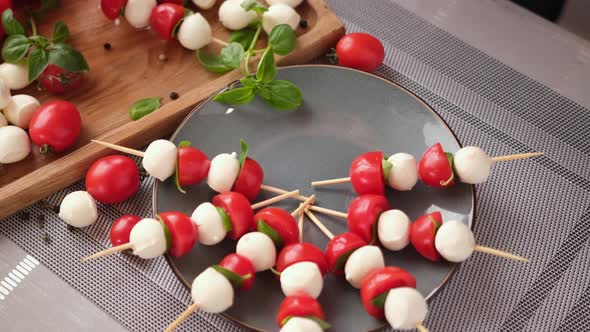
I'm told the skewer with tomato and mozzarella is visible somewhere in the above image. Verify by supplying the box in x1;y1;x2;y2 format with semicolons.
276;293;331;332
274;242;328;298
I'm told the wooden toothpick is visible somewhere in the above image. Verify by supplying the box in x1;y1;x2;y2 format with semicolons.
91;139;145;157
298;212;304;243
304;209;334;240
165;303;199;332
82;243;133;262
290;194;316;217
311;177;351;187
474;245;528;262
492;152;543;163
260;184;312;202
251;190;300;210
211;37;229;47
416;323;430;332
307;205;347;219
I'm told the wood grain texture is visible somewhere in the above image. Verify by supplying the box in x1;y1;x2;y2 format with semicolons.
0;0;344;220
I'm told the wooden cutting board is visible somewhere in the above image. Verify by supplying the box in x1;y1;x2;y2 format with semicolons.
0;0;344;220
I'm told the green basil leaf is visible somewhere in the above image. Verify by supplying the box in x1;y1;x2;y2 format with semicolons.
172;9;193;37
429;215;442;235
157;215;172;251
52;21;69;43
280;316;293;327
2;9;24;36
256;48;276;83
370;291;390;309
212;265;245;289
197;50;233;73
213;87;255;105
240;0;257;10
333;248;356;273
220;42;245;69
128;97;161;121
29;35;49;49
27;48;49;81
240;77;257;89
239;139;249;170
382;158;392;180
216;207;233;232
178;140;191;148
1;34;31;62
230;28;257;50
309;316;332;330
255;80;303;110
174;140;191;194
443;152;455;185
268;24;296;55
47;43;89;73
257;219;283;248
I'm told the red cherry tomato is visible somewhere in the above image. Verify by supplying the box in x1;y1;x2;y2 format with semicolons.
86;155;140;204
335;33;385;72
158;211;198;258
212;192;253;240
410;211;443;262
232;157;264;201
360;266;416;318
0;1;12;39
110;214;141;246
38;64;84;94
418;143;455;188
276;242;328;275
101;0;127;20
347;194;390;244
325;232;367;275
29;100;82;153
254;207;299;247
150;3;185;40
219;253;256;291
159;0;183;3
276;293;325;327
177;145;210;186
350;151;385;196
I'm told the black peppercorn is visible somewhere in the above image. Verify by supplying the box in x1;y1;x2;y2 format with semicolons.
299;20;308;29
104;43;112;50
170;92;179;100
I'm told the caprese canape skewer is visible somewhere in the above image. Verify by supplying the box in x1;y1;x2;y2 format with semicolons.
276;294;331;332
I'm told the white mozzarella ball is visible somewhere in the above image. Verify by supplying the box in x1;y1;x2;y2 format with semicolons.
218;0;259;31
453;146;492;184
378;209;411;251
191;202;227;245
0;79;11;109
0;112;7;127
129;218;168;259
280;317;323;332
344;245;384;289
207;152;240;193
192;0;217;10
280;261;323;298
262;4;300;35
3;95;40;129
236;232;276;271
142;139;178;181
191;267;234;313
0;126;30;163
267;0;303;8
0;62;30;90
58;191;98;228
386;153;418;191
384;287;428;330
435;220;475;262
177;13;213;50
124;0;157;28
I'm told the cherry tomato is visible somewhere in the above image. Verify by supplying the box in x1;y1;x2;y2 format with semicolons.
232;157;264;202
350;151;385;196
101;0;127;20
38;64;84;94
159;0;183;3
29;100;82;153
212;192;253;240
158;211;198;258
276;293;325;328
254;207;299;247
150;3;185;40
177;145;210;186
418;143;455;188
0;1;12;39
86;155;140;204
347;194;390;244
219;253;256;291
325;232;367;275
276;242;328;275
110;214;141;246
360;266;416;318
335;33;384;72
410;211;443;262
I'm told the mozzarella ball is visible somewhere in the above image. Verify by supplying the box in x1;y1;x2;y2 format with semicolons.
453;146;492;184
191;202;227;245
0;79;11;109
0;62;30;90
344;245;384;288
267;0;303;8
191;267;234;313
177;13;213;50
0;113;7;127
124;0;157;28
192;0;216;10
384;287;428;330
58;191;98;228
218;0;258;31
129;218;168;259
207;152;240;193
3;95;40;129
386;153;418;191
0;126;30;163
142;139;178;181
435;220;475;262
236;232;276;272
378;209;410;251
262;4;300;35
280;317;323;332
280;261;323;298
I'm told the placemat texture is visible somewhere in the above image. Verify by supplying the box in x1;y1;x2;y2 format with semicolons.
2;0;590;331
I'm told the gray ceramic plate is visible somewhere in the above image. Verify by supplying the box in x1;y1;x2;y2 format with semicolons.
153;65;474;332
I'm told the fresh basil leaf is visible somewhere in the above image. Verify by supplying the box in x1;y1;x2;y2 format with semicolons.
333;248;356;273
212;265;245;289
240;77;257;89
309;317;332;330
1;34;31;62
255;80;303;110
47;43;89;73
442;152;455;185
214;86;255;105
257;219;283;248
230;28;257;50
280;316;293;327
429;215;442;235
256;48;276;83
240;0;257;11
370;291;390;309
178;140;191;148
128;97;161;121
174;162;186;194
2;9;24;36
220;42;245;69
27;48;49;81
239;139;249;169
172;9;193;37
52;21;69;43
382;158;392;180
216;207;233;232
157;215;172;251
268;24;296;55
29;35;49;49
197;50;233;73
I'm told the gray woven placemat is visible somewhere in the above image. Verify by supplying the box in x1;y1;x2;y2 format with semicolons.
2;0;590;331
